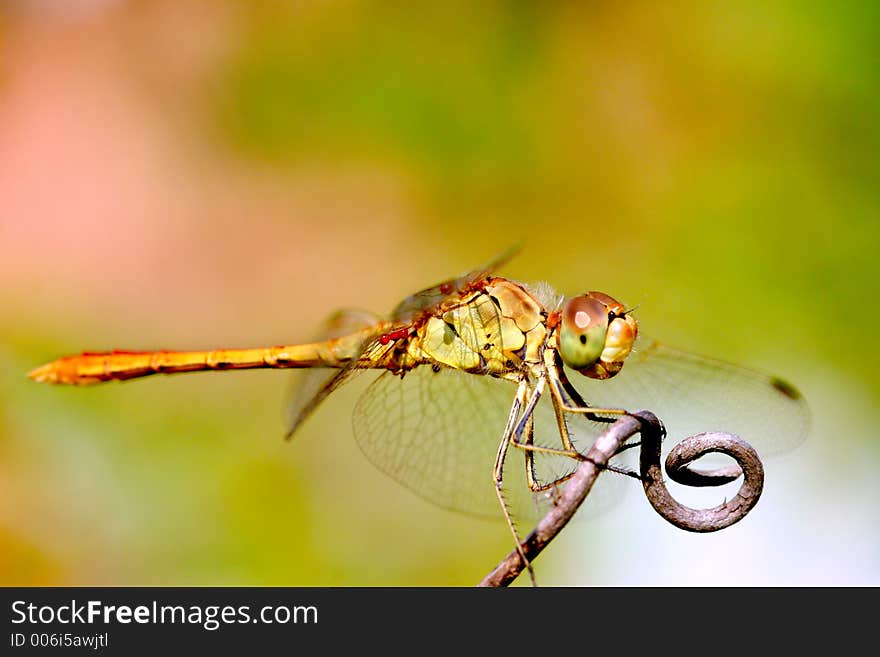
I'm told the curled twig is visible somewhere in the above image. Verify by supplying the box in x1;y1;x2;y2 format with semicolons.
477;410;765;587
640;421;764;532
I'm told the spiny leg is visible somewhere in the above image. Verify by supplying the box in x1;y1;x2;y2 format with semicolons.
546;369;643;481
552;351;630;425
493;378;536;586
518;372;585;496
550;378;644;460
526;377;585;494
520;398;584;492
523;400;540;493
511;378;585;460
508;376;587;494
553;361;648;460
549;376;576;452
514;375;636;496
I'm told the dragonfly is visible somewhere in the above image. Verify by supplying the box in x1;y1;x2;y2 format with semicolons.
28;251;808;581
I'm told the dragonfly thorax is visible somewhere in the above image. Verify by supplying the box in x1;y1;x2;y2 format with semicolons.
409;278;549;378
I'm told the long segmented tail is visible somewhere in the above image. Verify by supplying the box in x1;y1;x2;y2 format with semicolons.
28;332;377;386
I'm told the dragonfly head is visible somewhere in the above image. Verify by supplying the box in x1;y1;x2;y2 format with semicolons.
557;291;638;380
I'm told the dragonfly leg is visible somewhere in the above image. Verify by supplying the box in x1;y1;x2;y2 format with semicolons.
519;372;591;495
527;470;578;493
523;402;540;491
514;375;643;520
508;377;587;494
511;378;585;461
549;352;630;423
605;442;645;480
519;398;578;492
493;378;537;587
614;440;640;454
546;370;645;482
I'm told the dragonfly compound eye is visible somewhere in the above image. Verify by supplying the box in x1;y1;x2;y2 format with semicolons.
602;314;638;364
557;295;609;370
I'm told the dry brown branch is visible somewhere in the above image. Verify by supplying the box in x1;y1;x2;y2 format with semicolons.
477;410;765;587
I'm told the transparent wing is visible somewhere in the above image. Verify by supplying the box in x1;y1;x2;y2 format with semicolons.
285;309;379;438
570;336;810;467
391;246;519;322
354;367;521;519
352;365;632;524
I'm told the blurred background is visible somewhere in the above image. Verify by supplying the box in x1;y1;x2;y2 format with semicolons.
1;0;878;586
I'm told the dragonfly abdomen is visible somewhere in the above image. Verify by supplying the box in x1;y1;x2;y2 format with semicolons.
28;334;373;385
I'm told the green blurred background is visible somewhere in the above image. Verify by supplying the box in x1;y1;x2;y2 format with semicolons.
1;0;877;585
